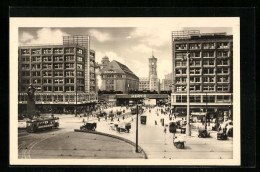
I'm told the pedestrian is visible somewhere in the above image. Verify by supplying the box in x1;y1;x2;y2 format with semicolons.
155;120;157;125
118;118;120;122
164;127;167;134
83;118;85;123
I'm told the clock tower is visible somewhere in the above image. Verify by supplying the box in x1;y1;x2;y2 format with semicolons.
149;54;157;80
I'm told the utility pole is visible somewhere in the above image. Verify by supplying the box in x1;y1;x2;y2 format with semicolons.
136;103;139;152
186;52;191;136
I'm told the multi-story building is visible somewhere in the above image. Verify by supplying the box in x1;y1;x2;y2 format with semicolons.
100;59;139;94
139;77;150;91
18;39;97;114
161;73;173;91
171;30;233;123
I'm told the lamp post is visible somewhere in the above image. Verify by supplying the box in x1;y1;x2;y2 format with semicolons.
136;103;139;152
184;52;191;136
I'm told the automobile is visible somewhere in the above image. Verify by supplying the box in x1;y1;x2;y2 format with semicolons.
217;131;228;140
173;136;185;149
198;128;210;138
80;122;97;131
140;115;147;124
117;122;131;133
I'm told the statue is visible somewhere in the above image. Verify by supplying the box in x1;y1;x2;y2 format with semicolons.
27;84;36;101
27;84;36;119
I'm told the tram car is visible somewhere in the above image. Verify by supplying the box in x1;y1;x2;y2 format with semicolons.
26;117;59;133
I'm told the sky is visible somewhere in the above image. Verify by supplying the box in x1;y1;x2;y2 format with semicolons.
19;27;232;80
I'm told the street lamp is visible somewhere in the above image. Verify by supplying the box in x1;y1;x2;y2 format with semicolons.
182;52;192;136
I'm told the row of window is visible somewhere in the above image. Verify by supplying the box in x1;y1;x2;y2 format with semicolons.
175;42;230;50
175;59;229;67
176;76;229;83
21;56;83;63
21;48;83;55
176;68;230;75
18;94;97;102
175;51;230;59
21;71;84;77
102;74;124;78
175;85;229;92
175;95;232;103
23;78;85;84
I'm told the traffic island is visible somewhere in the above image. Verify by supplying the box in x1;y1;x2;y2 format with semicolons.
74;129;148;159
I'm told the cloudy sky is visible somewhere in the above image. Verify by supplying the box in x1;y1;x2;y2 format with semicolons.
19;27;232;80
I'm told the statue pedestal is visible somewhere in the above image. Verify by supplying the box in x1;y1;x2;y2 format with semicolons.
27;100;35;118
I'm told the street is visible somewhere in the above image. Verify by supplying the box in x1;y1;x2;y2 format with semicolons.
18;106;233;159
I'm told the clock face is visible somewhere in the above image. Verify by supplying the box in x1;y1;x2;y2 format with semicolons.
152;62;154;65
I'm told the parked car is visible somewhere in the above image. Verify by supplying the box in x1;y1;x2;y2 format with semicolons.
80;122;97;131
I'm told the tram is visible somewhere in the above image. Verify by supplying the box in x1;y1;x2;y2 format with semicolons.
26;117;59;133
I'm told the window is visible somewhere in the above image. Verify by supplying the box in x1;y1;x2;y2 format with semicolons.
175;44;187;50
77;48;83;54
31;64;41;70
43;71;52;77
217;51;229;57
54;56;63;62
65;86;75;92
21;49;30;55
22;79;30;84
202;51;214;58
190;95;201;102
217;59;229;66
203;77;215;83
77;86;84;91
217;76;229;83
176;77;186;83
21;56;30;62
54;63;63;69
22;71;30;76
65;55;75;61
32;71;40;77
176;61;186;67
190;52;200;58
217;68;229;74
31;49;41;54
53;48;63;54
190;77;200;83
42;63;52;69
32;79;41;84
54;78;64;84
21;64;30;70
54;86;63;92
77;56;83;62
203;43;215;49
176;86;186;92
190;60;200;67
190;68;200;75
43;86;52;92
203;68;215;74
203;95;215;102
65;71;74;77
42;56;52;62
77;64;83;69
65;63;74;69
54;71;63;77
77;79;84;84
216;95;231;102
217;85;229;92
90;67;95;73
42;48;52;54
203;60;215;66
77;71;84;77
190;85;200;91
43;79;52;84
176;95;182;102
189;43;201;50
203;85;215;91
32;56;41;62
65;48;75;54
217;42;229;49
65;78;74;84
175;53;186;59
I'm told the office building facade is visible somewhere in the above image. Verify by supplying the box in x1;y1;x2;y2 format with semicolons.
18;41;97;114
171;30;233;122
